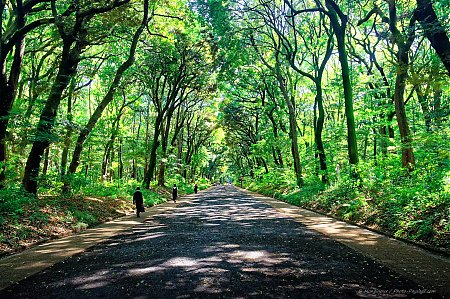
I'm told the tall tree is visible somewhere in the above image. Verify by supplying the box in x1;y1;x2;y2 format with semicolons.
324;0;359;174
245;1;304;187
0;0;54;188
67;0;150;182
22;0;131;194
277;0;334;183
359;1;416;170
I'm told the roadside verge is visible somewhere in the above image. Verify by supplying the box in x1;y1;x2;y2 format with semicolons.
0;195;193;291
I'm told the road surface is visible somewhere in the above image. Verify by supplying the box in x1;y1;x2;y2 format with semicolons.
0;186;442;298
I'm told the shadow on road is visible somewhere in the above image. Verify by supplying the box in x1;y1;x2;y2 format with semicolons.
1;186;441;298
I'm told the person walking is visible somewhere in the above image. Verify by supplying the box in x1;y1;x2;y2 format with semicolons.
172;184;178;203
194;183;198;194
133;187;144;217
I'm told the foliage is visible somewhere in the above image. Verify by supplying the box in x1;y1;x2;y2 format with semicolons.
1;171;210;254
245;157;450;251
0;185;126;254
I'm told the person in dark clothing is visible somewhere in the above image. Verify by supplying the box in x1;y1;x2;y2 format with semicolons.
172;184;178;203
133;187;144;217
194;183;198;194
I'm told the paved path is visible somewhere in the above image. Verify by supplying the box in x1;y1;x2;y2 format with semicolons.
1;186;448;298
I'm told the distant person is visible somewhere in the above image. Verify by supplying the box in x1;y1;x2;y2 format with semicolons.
194;183;198;194
336;163;341;181
172;184;178;203
133;187;144;217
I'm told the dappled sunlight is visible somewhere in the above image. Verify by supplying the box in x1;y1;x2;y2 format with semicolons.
41;188;364;296
2;186;445;298
0;212;152;290
133;232;166;242
259;196;385;247
127;266;166;275
85;197;104;202
163;257;199;268
42;188;340;295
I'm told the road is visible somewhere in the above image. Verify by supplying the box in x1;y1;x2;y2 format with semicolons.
0;186;442;298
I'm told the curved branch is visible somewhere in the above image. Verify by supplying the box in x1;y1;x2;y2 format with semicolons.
2;17;55;58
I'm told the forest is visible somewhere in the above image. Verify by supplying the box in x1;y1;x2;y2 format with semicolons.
0;0;449;254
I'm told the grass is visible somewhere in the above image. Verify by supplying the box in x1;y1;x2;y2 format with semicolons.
244;167;450;253
0;178;209;255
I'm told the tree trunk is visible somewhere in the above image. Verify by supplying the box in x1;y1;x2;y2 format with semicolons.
110;148;115;181
177;126;184;175
380;108;395;157
433;87;442;127
275;67;303;187
260;157;269;174
363;132;368;160
157;117;169;187
84;146;91;178
158;161;165;186
23;37;82;194
394;47;415;169
416;87;432;132
42;147;50;176
102;140;113;178
267;109;283;167
143;115;163;189
380;125;387;156
286;97;303;187
144;103;150;177
415;0;450;75
60;77;77;177
372;126;377;163
158;104;178;186
101;113;123;178
315;83;328;184
388;0;416;170
326;0;359;176
118;138;123;179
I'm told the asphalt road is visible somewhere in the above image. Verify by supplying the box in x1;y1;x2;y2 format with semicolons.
1;186;441;298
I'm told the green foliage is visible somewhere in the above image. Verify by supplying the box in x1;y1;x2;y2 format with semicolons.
141;188;166;207
72;210;97;227
0;188;36;225
28;211;50;226
0;183;129;253
245;157;450;251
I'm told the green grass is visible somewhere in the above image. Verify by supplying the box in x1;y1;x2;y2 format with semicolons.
244;165;450;252
0;176;211;254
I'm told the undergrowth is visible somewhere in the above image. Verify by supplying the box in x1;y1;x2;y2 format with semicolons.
245;161;450;252
0;177;209;255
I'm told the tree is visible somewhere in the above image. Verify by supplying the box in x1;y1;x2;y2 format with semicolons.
22;0;131;194
66;0;150;185
141;33;212;187
324;0;359;175
415;0;450;76
243;2;304;187
358;1;416;170
0;0;54;188
274;0;334;183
